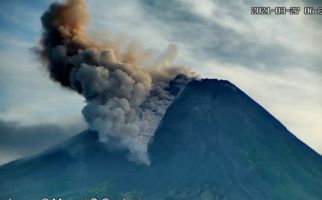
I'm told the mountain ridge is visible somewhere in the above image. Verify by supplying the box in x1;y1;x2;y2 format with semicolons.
0;79;321;200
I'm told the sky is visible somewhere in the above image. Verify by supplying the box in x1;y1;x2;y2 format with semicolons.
0;0;321;165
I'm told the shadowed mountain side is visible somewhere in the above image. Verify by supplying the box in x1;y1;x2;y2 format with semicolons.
146;79;322;199
0;79;321;200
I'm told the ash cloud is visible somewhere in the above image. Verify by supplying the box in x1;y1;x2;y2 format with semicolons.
38;0;197;164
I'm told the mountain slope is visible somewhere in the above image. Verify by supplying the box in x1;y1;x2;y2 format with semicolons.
147;79;322;199
0;79;321;200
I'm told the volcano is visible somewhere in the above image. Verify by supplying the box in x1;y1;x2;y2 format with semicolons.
0;79;321;200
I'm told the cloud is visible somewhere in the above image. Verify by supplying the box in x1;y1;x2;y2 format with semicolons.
0;42;86;125
143;0;322;73
0;118;86;165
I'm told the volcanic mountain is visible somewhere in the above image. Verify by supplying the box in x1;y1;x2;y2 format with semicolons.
0;79;321;200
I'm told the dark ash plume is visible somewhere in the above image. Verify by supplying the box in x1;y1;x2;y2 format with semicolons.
38;0;197;164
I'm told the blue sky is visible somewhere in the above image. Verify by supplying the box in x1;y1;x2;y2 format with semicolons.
0;0;321;164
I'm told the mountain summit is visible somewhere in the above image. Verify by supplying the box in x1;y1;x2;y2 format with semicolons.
1;79;321;200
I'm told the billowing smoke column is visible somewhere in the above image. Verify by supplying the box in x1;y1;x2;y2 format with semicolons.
39;0;197;164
